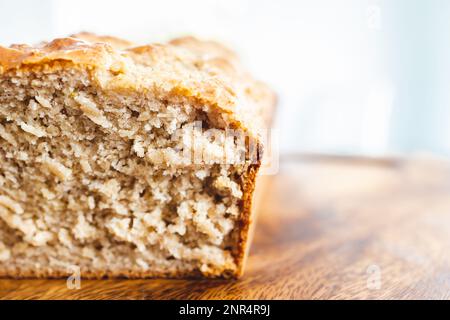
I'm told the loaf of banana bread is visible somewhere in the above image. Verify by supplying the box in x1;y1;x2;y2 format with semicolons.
0;33;275;278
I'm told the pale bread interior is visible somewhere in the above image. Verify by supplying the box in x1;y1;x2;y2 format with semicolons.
0;64;253;278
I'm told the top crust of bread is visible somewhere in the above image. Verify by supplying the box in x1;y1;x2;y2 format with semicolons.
0;34;275;136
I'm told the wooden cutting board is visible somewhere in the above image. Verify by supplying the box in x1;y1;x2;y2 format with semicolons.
1;156;450;299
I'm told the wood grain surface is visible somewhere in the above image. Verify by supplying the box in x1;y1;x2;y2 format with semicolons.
2;156;450;300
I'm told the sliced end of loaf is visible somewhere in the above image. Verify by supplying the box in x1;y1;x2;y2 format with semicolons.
0;34;274;278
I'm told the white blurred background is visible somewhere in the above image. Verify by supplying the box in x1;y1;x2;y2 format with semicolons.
1;0;449;157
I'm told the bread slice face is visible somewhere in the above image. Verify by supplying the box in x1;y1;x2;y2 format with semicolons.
0;35;275;278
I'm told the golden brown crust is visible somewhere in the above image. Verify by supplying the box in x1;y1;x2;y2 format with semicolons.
0;33;276;279
235;163;260;276
0;38;120;73
170;36;239;65
70;32;135;50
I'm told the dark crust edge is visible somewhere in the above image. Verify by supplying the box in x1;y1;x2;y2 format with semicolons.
0;267;236;279
234;162;261;278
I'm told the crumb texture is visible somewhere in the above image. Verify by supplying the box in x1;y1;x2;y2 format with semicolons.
0;34;274;278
